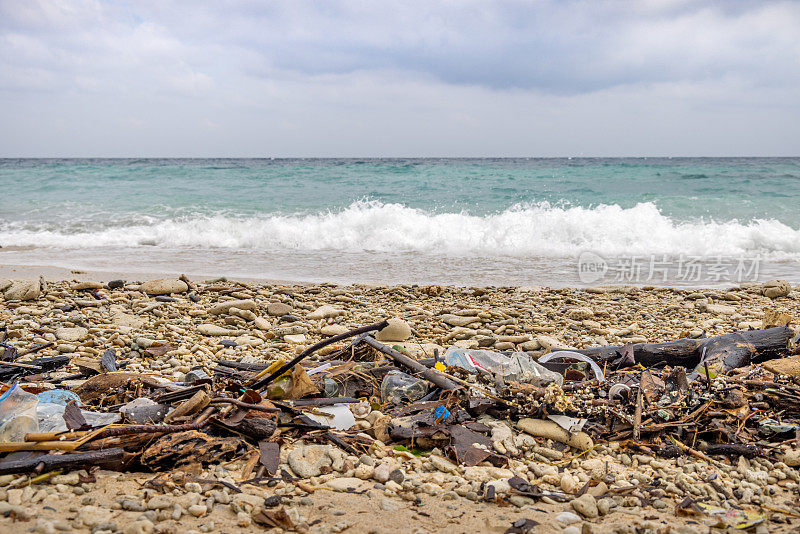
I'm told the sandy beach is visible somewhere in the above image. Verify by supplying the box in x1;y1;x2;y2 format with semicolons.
0;271;799;533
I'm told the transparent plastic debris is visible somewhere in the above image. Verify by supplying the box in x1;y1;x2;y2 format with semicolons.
538;351;605;382
0;383;39;442
443;348;563;386
266;376;293;400
381;370;429;405
322;377;340;398
37;403;121;433
305;403;356;430
36;389;81;406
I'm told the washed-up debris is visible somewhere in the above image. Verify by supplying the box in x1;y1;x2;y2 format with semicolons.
2;277;800;532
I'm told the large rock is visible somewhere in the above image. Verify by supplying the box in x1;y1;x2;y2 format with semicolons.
763;279;791;299
139;279;188;295
376;318;412;342
209;299;257;315
3;279;40;301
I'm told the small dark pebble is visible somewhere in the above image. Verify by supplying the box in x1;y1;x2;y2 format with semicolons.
58;305;75;312
279;314;300;323
155;296;175;302
188;291;200;303
107;279;125;289
388;469;404;484
263;495;282;508
220;340;237;347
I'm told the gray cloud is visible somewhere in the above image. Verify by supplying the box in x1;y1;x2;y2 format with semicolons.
0;0;798;156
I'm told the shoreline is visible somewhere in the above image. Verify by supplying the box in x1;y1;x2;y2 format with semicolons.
0;272;799;532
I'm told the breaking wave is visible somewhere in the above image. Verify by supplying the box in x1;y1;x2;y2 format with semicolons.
2;201;800;259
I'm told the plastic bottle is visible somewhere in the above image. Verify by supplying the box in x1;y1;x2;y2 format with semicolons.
443;348;563;386
0;383;40;442
381;370;429;405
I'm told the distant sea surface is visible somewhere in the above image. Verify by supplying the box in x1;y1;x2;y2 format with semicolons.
2;157;799;287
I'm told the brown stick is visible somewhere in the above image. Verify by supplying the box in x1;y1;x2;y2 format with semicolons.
633;387;643;441
251;320;389;391
362;336;461;391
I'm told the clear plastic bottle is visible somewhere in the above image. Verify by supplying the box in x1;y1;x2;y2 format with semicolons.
0;383;39;442
381;370;429;405
443;348;563;386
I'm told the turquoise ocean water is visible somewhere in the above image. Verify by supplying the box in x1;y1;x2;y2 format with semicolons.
1;158;799;286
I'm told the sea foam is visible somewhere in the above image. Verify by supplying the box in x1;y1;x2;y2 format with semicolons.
2;201;800;259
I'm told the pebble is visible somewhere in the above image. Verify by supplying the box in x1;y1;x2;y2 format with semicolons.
556;511;582;524
570;493;599;519
187;504;207;517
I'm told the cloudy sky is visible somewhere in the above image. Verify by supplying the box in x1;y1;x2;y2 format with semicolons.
1;0;799;157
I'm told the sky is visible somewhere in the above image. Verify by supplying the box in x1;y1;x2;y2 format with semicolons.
1;0;799;157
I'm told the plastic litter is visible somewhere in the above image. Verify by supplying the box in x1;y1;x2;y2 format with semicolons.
538;351;605;382
381;370;429;405
37;389;81;406
443;348;563;386
37;403;121;433
547;414;588;433
305;403;356;430
0;383;39;442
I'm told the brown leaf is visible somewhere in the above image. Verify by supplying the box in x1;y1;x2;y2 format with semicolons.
287;365;319;399
63;400;87;430
258;441;279;475
252;506;294;529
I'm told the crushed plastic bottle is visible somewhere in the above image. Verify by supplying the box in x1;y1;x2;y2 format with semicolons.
443;348;563;386
322;377;340;398
381;370;429;405
0;383;39;442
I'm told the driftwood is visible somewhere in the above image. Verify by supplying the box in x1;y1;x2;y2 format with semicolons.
0;447;125;475
575;327;793;374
